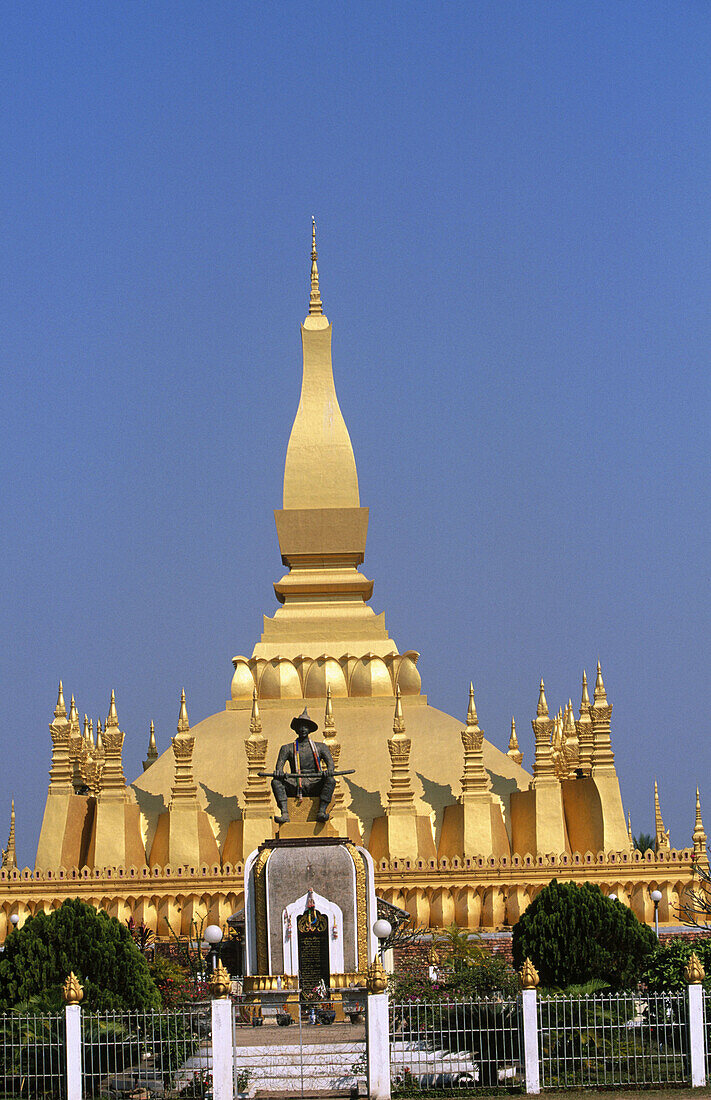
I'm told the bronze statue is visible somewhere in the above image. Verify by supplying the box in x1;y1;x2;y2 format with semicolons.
270;709;336;824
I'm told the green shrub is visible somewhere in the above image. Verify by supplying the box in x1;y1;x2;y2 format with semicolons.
512;879;655;989
642;935;711;990
0;898;161;1010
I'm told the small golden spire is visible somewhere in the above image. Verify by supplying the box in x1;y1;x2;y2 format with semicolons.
467;682;478;726
177;688;190;735
309;216;323;316
507;716;523;766
627;810;633;845
96;718;103;753
393;684;405;735
537;678;548;718
594;659;607;704
654;779;670;852
143;720;158;771
54;681;67;720
106;689;118;729
88;718;94;748
580;670;590;711
324;684;335;734
565;699;576;735
249;687;262;736
83;714;90;741
69;695;79;727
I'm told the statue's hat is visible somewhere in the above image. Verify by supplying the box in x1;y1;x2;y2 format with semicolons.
291;707;318;734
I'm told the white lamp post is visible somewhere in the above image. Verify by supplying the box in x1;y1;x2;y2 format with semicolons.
608;893;617;902
204;924;223;973
9;914;19;929
373;918;392;963
650;889;662;938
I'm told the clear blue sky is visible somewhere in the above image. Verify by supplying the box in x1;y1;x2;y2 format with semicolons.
1;3;709;866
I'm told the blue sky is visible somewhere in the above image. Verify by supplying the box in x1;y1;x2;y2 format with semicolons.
1;2;709;865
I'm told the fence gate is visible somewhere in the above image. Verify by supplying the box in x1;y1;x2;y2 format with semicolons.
233;990;368;1097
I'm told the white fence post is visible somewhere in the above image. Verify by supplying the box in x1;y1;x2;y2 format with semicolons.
65;1003;82;1100
688;982;706;1087
520;959;540;1095
210;965;234;1100
367;956;391;1100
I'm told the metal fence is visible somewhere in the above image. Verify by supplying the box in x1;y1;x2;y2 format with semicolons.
232;992;367;1097
390;998;522;1092
0;1011;66;1099
538;990;689;1089
81;1005;211;1098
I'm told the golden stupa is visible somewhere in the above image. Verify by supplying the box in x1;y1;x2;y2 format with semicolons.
0;224;706;937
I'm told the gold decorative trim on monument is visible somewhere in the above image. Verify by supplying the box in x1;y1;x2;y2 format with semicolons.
254;847;271;975
346;842;368;969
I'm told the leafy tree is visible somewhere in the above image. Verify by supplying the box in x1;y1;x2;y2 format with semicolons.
633;832;655;854
390;925;518;1001
642;935;711;990
0;899;161;1011
512;879;656;990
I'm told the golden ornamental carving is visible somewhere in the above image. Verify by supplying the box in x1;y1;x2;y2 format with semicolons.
520;957;539;989
684;951;705;984
254;847;271;975
368;954;388;994
209;961;232;998
244;738;267;762
62;972;83;1004
461;728;483;753
171;735;195;759
388;738;411;760
346;843;368;971
49;723;70;746
590;705;613;724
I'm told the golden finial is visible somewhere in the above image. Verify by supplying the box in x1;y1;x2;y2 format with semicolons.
106;689;118;728
54;681;67;720
69;695;79;727
684;952;705;984
520;957;539;989
177;688;190;735
537;679;548;718
627;810;633;844
393;684;405;734
143;719;158;771
83;714;89;740
467;682;478;726
565;699;576;735
693;786;707;855
96;718;103;753
62;973;83;1004
309;216;323;316
368;954;388;994
209;961;232;998
507;717;523;766
249;687;262;736
594;659;607;704
580;670;590;711
88;718;94;747
149;720;156;753
324;684;335;733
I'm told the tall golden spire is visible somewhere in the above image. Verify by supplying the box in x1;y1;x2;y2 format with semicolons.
96;718;103;755
322;685;345;810
2;799;16;871
460;683;488;797
387;686;415;812
594;660;607;704
576;670;594;775
654;779;670;853
532;678;555;781
309;216;323;316
627;810;633;845
693;787;707;859
536;679;549;718
170;688;196;806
